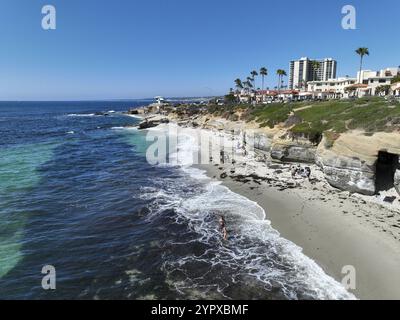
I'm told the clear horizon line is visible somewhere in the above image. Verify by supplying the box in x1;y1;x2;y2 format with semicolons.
0;95;220;103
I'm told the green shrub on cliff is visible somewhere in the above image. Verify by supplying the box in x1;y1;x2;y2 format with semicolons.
249;97;400;137
252;103;293;128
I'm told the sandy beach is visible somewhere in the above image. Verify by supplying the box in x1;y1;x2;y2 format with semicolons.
196;156;400;300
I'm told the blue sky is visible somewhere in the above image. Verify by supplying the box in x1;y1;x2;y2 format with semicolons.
0;0;399;100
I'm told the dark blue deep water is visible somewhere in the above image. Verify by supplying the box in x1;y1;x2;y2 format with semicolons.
0;101;353;300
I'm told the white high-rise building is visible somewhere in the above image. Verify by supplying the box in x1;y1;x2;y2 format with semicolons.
289;57;337;90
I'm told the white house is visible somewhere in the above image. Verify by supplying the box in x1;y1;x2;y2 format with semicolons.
307;67;400;98
356;67;400;96
307;77;357;99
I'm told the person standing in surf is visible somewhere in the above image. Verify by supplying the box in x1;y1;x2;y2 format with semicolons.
219;216;228;240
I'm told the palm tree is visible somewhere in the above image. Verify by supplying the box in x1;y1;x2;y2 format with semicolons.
276;69;287;92
356;47;370;83
246;76;254;93
251;70;258;90
234;78;243;91
259;67;268;91
311;60;321;81
245;80;254;100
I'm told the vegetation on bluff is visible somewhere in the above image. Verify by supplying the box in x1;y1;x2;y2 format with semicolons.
206;97;400;143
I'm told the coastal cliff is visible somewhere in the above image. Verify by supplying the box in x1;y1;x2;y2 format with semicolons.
135;97;400;197
253;129;400;196
316;132;400;195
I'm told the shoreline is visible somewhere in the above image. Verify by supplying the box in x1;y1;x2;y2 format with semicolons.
137;112;400;300
196;161;400;300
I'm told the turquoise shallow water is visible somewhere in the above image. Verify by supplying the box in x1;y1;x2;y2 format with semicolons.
0;142;57;278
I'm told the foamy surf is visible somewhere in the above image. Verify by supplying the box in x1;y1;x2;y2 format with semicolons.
111;126;138;131
67;113;96;117
125;114;144;119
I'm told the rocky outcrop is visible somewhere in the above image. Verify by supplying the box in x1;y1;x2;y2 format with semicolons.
316;154;376;195
317;131;400;195
241;126;317;163
271;143;316;163
249;132;273;153
138;117;169;130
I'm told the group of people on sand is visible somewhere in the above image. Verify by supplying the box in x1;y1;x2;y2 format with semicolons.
291;164;311;180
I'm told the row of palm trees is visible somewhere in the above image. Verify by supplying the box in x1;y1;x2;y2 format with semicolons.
232;47;370;98
234;68;287;94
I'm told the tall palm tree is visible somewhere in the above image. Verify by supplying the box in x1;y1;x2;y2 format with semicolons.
276;69;287;92
356;47;370;83
246;76;254;93
259;67;268;91
251;70;258;90
259;67;268;103
242;80;253;102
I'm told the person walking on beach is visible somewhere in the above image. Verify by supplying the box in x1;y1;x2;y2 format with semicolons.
291;166;296;178
220;150;225;164
305;167;311;180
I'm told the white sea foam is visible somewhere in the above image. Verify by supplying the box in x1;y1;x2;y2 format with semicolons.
126;114;144;119
67;113;96;117
111;126;138;131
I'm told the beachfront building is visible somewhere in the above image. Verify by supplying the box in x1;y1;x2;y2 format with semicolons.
356;67;400;96
307;77;357;99
148;96;170;114
236;89;252;103
307;67;400;99
255;90;300;102
289;57;337;90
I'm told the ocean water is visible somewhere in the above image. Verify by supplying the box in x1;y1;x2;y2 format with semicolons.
0;101;354;300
